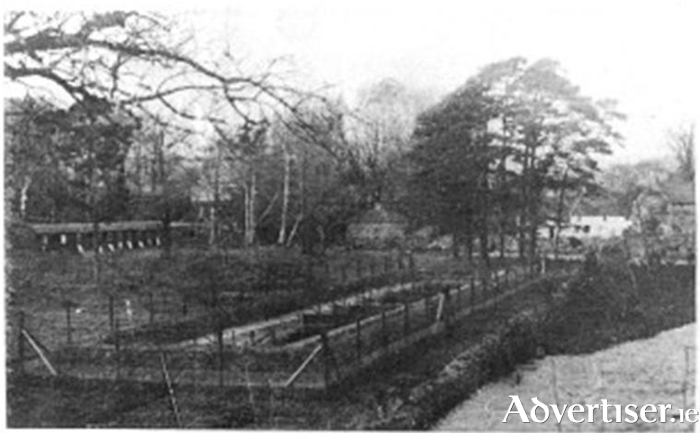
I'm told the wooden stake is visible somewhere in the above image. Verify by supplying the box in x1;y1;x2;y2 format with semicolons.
285;344;323;388
356;318;362;364
471;275;475;304
424;296;430;325
322;332;331;390
404;303;410;336
160;352;183;427
65;304;72;345
381;310;388;346
683;346;691;409
114;318;121;380
551;358;562;433
22;330;58;376
149;292;154;324
18;311;25;374
109;295;115;333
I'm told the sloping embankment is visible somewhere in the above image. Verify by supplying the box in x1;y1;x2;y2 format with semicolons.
374;261;694;430
436;323;695;430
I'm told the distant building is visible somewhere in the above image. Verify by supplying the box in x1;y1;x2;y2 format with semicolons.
630;179;695;236
539;215;631;241
347;204;408;248
567;215;632;239
628;178;695;259
664;181;695;235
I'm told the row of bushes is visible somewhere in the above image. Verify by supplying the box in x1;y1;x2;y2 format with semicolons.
543;259;695;355
371;258;694;430
373;277;567;429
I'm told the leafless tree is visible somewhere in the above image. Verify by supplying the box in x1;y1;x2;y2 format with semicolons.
667;122;695;182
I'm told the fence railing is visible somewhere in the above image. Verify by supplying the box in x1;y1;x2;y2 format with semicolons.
10;255;573;391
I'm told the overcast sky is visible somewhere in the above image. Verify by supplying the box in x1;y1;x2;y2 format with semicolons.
8;0;700;165
178;0;699;165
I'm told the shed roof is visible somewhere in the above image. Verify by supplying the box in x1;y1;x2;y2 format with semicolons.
664;181;694;204
29;220;162;234
351;204;407;225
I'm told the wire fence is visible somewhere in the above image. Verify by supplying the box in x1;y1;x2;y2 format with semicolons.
11;260;550;392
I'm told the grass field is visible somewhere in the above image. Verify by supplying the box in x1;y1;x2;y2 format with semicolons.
7;246;516;354
6;247;410;353
436;323;696;431
5;244;572;428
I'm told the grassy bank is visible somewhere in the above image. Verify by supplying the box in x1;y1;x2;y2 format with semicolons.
8;259;692;429
391;259;695;430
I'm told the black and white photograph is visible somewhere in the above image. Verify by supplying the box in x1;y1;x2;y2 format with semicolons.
3;1;697;429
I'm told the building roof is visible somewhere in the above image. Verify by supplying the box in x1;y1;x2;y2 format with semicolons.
351;204;407;225
664;181;694;205
29;220;162;234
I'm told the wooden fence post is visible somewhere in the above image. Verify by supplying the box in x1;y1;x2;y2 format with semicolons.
321;332;331;390
381;310;388;346
65;303;72;345
217;326;224;387
18;311;25;374
149;292;154;324
162;292;168;318
471;275;476;304
356;318;362;364
115;318;121;379
411;254;417;290
109;295;115;333
444;288;451;328
306;258;313;281
404;303;410;336
424;296;430;326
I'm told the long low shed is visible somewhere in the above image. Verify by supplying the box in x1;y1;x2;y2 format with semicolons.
28;221;201;253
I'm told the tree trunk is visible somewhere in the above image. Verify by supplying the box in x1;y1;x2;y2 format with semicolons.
19;176;31;220
278;143;291;244
553;169;569;260
526;145;540;268
286;152;307;248
518;147;530;261
498;118;509;260
466;233;474;264
244;169;257;247
209;141;221;248
89;137;100;285
286;214;303;248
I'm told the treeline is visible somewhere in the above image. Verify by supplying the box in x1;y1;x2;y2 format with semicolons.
402;58;623;265
5;13;623;259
